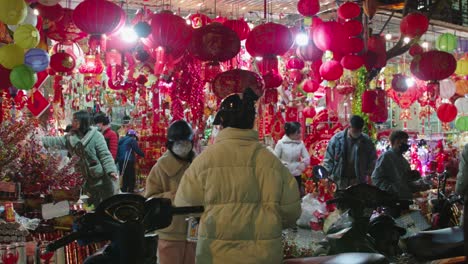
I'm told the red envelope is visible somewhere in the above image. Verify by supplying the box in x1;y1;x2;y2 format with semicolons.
27;91;50;117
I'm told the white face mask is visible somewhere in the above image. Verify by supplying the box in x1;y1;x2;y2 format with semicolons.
172;140;193;157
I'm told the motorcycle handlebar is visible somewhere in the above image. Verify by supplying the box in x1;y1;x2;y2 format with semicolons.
45;232;83;252
171;206;204;215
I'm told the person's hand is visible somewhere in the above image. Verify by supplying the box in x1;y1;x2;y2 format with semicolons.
109;172;118;180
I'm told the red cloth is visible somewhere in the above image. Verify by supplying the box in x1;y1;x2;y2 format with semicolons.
102;127;119;160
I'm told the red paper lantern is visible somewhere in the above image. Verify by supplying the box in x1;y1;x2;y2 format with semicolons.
286;57;305;70
362;90;377;113
246;22;293;57
312;21;346;53
367;35;387;68
263;72;283;89
189;13;211;29
342;37;364;54
0;65;12;89
79;54;104;76
297;0;320;17
264;88;278;104
35;3;64;21
342;20;363;37
336;83;355;95
223;19;250;40
341;54;364;71
310;60;322;81
296;40;323;62
189;23;240;62
437;103;457;123
47;9;87;44
72;0;124;35
303;106;316;118
338;2;360;20
410;50;457;81
150;12;192;55
50;51;75;74
319;60;343;81
369;89;388;123
391;74;410;92
257;57;279;75
212;69;265;99
400;12;429;38
409;44;423;57
302;79;319;93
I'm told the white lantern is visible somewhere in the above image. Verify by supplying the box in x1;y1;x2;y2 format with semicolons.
455;97;468;114
439;78;456;99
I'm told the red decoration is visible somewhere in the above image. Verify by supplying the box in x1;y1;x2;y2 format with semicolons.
338;2;361;20
302;79;319;93
189;23;240;62
342;20;363;37
409;44;423;57
387;85;420;109
336;83;354;95
400;12;429;38
362;90;377;113
35;3;64;21
296;40;323;62
303;106;316;118
341;54;364;71
342;37;364;54
437;103;457;123
79;54;104;76
47;9;87;44
286;56;305;70
297;0;320;17
264;88;278;104
368;89;388;123
212;69;264;99
263;72;283;89
0;65;12;89
257;56;279;75
27;91;50;117
319;60;343;81
189;13;212;29
245;22;293;57
391;74;410;92
201;62;221;83
312;21;347;53
310;59;322;81
411;50;456;81
223;19;250;40
72;0;124;35
50;51;75;74
367;35;387;68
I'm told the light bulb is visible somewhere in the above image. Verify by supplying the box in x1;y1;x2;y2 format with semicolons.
295;32;309;46
255;57;263;61
33;9;39;16
385;33;392;40
406;77;415;87
120;26;138;43
403;37;411;44
186;19;191;25
422;42;429;49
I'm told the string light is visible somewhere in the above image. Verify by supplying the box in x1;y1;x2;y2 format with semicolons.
295;32;309;46
385;33;392;40
404;37;411;44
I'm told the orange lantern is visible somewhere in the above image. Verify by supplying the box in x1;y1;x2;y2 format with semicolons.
455;79;468;96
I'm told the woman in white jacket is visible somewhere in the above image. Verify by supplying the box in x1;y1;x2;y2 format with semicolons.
275;122;310;195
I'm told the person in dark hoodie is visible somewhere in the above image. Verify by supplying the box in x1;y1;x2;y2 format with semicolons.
117;129;145;192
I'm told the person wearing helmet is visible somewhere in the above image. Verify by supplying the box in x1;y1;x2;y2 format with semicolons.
174;88;301;264
144;120;196;264
116;129;145;193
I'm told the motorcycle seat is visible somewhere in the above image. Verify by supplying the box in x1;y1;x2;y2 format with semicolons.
406;226;464;260
283;253;389;264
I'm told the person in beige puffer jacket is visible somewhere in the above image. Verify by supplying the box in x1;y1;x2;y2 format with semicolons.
145;120;196;264
175;88;301;264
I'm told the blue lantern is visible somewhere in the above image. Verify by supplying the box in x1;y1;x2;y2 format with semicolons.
24;48;50;72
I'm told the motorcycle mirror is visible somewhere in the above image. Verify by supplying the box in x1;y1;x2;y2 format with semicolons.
313;165;329;180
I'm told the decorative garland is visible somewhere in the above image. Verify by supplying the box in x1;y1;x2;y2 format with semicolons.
352;67;376;140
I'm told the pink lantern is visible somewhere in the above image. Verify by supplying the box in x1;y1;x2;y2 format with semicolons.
337;2;360;20
341;54;364;71
312;21;346;53
286;57;305;70
400;13;429;38
320;60;343;81
297;0;320;17
342;20;363;37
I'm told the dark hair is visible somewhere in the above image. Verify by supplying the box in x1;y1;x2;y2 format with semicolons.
350;115;365;129
73;110;91;135
167;120;194;142
213;88;259;129
94;113;110;125
122;115;131;125
64;124;72;133
389;130;409;145
284;122;301;136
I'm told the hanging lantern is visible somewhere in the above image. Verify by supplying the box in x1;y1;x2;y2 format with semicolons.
189;23;241;62
336;83;355;95
342;20;363;37
297;0;320;17
302;79;319;93
13;24;40;49
369;88;388;123
342;37;364;54
50;51;75;74
47;8;87;44
455;97;468;114
0;65;12;89
0;0;27;25
38;0;61;6
0;44;24;69
9;64;37;91
303;106;316;118
400;12;429;38
391;74;410;92
73;0;124;36
439;78;456;99
286;57;305;70
189;13;212;29
296;40;323;62
436;33;458;52
409;44;423;57
312;21;346;53
367;34;387;68
223;19;250;40
319;60;343;81
25;48;50;72
362;90;377;113
263;72;283;89
410;50;456;81
455;79;468;96
341;54;364;71
246;22;293;57
79;54;104;77
212;69;265;99
455;57;468;76
310;59;322;81
337;2;360;20
35;3;64;22
437;103;457;123
455;116;468;131
264;88;278;104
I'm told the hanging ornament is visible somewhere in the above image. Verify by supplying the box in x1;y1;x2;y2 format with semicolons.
223;19;250;40
0;44;24;69
409;44;423;57
437;103;457;123
410;50;456;81
10;64;37;91
319;60;343;81
13;24;40;49
73;0;124;36
400;12;429;38
212;69;264;99
436;33;458;52
50;51;75;74
439;78;456;99
47;8;87;44
0;0;27;25
297;0;320;17
25;48;50;72
337;2;360;20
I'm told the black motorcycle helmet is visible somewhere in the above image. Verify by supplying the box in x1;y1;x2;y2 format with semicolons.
167;120;194;142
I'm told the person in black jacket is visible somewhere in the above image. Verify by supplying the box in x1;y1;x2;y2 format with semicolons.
117;129;145;192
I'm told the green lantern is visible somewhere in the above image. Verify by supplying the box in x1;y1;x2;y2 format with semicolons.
9;64;37;91
436;33;458;52
455;116;468;131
